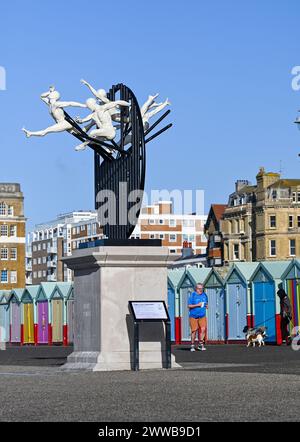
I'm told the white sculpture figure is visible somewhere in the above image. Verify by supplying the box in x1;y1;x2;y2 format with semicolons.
75;97;130;151
80;79;123;122
118;94;171;147
141;94;171;131
22;86;87;138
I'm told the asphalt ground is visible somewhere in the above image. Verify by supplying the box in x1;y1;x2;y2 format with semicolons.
0;344;299;422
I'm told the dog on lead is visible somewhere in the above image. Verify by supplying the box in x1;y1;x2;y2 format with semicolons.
243;326;267;347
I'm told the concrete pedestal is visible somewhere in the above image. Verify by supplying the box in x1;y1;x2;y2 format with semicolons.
61;246;180;371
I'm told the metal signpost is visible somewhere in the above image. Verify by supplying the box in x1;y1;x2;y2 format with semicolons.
129;301;172;371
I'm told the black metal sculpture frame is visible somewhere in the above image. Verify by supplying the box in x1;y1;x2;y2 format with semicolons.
64;84;172;240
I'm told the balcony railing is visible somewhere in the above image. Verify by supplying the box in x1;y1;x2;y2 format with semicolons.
47;274;57;282
47;260;57;268
47;247;57;254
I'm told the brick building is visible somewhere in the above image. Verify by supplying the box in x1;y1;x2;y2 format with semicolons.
132;201;207;255
0;183;26;289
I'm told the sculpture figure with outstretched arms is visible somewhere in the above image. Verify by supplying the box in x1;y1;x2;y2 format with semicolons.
142;96;171;130
22;81;172;240
22;86;87;138
75;97;130;151
80;79;123;122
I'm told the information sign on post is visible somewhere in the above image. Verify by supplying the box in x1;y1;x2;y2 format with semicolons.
129;301;171;371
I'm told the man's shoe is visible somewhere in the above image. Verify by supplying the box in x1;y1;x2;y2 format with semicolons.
198;345;207;351
190;346;196;352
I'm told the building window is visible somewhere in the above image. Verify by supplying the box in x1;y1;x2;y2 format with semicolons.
298;216;300;228
289;215;294;228
1;248;8;260
159;234;165;239
170;249;176;254
10;248;17;260
72;228;76;235
298;192;300;202
8;206;14;216
270;240;276;257
159;219;164;225
10;225;17;237
33;258;37;265
233;244;239;260
42;257;47;264
0;225;8;237
10;271;17;284
150;234;156;239
272;189;277;200
81;225;85;231
87;224;91;236
33;245;37;252
38;244;41;251
290;239;296;256
183;220;195;228
149;219;155;225
38;271;42;278
169;219;176;227
0;203;6;215
42;243;46;250
33;272;37;279
43;270;47;278
1;270;8;283
293;192;297;203
269;215;276;229
169;234;177;242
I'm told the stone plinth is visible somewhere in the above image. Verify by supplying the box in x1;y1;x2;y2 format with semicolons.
61;246;180;371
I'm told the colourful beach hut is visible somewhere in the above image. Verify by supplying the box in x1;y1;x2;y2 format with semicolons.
178;267;211;342
167;269;184;343
203;268;226;343
55;282;73;346
9;289;24;344
224;262;258;341
66;284;74;345
21;286;38;345
50;284;65;345
250;261;289;344
35;283;56;345
0;291;10;343
281;259;300;335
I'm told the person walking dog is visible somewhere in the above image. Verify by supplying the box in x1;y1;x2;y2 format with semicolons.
188;283;208;352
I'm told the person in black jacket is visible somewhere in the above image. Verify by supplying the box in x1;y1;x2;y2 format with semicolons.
277;288;292;345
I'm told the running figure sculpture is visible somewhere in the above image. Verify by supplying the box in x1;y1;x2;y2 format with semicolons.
22;82;172;240
22;86;87;138
74;97;130;151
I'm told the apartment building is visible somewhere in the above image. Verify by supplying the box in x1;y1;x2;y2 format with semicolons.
221;168;300;263
0;183;26;289
132;201;207;255
27;211;101;284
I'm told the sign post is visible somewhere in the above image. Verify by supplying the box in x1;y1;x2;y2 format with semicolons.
129;301;172;371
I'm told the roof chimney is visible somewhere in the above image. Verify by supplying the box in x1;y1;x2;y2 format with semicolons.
181;241;194;258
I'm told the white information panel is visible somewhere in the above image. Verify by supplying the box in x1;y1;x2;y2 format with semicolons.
130;301;169;321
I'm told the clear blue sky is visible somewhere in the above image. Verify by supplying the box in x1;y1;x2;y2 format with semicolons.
1;0;300;230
